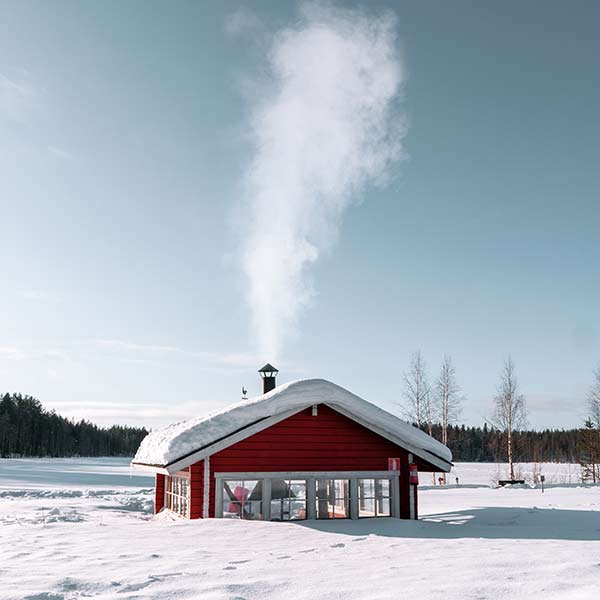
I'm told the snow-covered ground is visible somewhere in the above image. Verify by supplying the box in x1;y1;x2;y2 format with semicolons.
2;459;600;600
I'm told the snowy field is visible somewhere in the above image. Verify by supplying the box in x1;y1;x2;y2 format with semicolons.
2;459;600;600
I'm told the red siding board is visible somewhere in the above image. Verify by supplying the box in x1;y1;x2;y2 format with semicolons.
189;461;204;519
155;473;165;514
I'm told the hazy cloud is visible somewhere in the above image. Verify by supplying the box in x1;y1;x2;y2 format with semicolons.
90;338;260;370
48;146;74;161
0;71;37;122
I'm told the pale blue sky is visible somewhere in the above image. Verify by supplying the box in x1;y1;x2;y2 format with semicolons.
1;1;598;429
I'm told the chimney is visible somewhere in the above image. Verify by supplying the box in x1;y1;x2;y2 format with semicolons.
258;363;279;394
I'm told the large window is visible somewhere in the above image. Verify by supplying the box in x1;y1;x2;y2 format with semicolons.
165;474;190;518
270;479;306;521
358;479;391;518
215;473;397;520
222;479;263;520
316;479;349;519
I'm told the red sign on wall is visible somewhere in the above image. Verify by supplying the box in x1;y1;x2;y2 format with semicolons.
388;457;401;471
409;463;419;485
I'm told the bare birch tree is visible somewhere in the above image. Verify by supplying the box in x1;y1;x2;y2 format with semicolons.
493;356;527;480
580;366;600;482
402;350;433;432
588;366;600;429
435;355;462;446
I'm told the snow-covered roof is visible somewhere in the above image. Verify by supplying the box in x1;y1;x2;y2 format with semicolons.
132;378;452;472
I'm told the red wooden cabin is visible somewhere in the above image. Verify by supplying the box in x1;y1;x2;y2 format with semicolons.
132;366;452;521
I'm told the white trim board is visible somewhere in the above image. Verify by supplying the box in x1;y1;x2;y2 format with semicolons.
214;470;400;479
133;463;170;475
202;457;210;519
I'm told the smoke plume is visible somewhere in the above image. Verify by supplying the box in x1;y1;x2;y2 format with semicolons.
239;3;406;359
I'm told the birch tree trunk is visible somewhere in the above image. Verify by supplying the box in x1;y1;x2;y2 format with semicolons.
493;357;526;481
434;355;463;484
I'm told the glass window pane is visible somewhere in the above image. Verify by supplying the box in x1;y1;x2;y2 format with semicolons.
333;496;349;518
165;475;190;518
270;480;307;521
245;480;262;501
289;500;306;520
270;479;289;500
223;500;242;519
289;480;306;499
223;480;243;504
270;499;283;521
316;479;332;519
377;479;391;497
316;479;349;519
360;479;375;497
359;497;376;518
378;496;390;517
242;500;262;520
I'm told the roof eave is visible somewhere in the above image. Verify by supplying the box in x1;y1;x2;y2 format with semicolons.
132;401;452;474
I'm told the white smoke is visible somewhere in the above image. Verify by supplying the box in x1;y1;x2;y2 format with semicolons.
239;2;406;360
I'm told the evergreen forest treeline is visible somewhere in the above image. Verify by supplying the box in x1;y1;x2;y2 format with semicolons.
0;393;148;458
0;391;586;462
430;423;581;463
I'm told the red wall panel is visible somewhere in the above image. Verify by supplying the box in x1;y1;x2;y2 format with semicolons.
189;461;204;518
155;473;165;514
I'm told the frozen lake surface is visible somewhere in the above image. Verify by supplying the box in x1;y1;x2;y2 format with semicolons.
1;458;599;600
0;456;153;490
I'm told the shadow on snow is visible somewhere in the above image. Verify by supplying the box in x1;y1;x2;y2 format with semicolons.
297;507;600;541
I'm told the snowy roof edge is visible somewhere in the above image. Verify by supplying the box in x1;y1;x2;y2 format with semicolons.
132;378;453;470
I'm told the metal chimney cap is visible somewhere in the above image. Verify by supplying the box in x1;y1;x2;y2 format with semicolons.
258;363;279;375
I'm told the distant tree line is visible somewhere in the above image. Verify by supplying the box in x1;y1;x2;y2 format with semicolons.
430;423;581;463
402;351;598;470
0;393;148;458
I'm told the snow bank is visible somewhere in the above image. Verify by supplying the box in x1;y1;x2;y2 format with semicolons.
132;378;452;467
3;465;600;600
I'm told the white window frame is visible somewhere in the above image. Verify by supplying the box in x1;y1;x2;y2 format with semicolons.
358;478;392;518
164;472;190;518
220;478;264;520
315;478;350;520
214;471;400;520
268;478;308;521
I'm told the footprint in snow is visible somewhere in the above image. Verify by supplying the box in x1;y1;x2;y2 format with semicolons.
117;573;183;593
117;580;153;593
330;543;345;548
